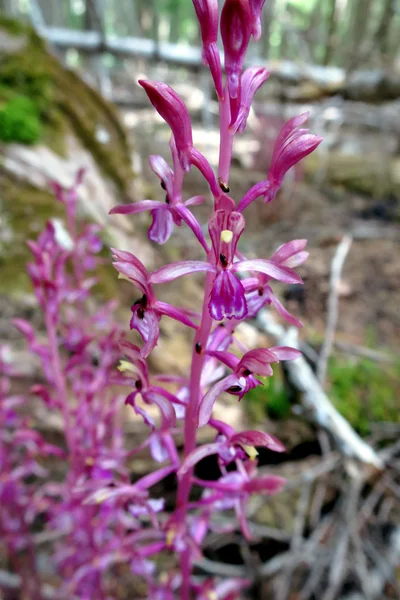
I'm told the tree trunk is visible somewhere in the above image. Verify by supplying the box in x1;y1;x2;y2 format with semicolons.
374;0;395;63
323;0;338;65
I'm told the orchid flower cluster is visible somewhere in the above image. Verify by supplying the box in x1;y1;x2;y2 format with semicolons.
1;2;322;599
108;1;321;598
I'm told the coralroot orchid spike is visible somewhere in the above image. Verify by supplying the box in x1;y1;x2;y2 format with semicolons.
107;3;321;593
5;1;322;598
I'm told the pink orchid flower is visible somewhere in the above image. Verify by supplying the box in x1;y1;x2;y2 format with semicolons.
237;112;323;211
111;249;198;357
148;210;303;322
139;80;220;197
197;346;301;426
110;153;208;249
243;239;309;326
178;419;285;476
192;466;285;539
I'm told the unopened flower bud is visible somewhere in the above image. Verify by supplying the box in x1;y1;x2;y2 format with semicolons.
221;0;252;99
139;80;194;171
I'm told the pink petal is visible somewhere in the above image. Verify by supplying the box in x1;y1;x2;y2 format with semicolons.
155;301;198;329
209;210;245;266
113;261;148;293
189;148;220;197
111;248;148;277
148;206;174;244
145;390;176;430
109;200;162;215
178;443;223;477
221;0;252;99
174;204;209;252
244;475;286;495
206;350;240;371
209;271;248;321
234;259;303;284
130;308;160;358
234;67;270;132
184;195;205;207
139;80;193;171
149;155;174;199
269;346;302;361
237;348;279;376
270;239;308;264
249;0;267;39
149;261;215;284
197;374;237;427
231;430;286;453
269;292;303;328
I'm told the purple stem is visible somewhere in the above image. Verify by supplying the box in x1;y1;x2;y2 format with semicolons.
176;269;214;599
218;92;234;185
45;312;75;469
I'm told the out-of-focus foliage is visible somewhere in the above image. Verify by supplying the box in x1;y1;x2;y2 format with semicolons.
329;356;400;437
245;356;400;437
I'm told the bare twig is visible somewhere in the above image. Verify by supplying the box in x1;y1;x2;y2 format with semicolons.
334;341;396;364
317;235;353;385
255;311;383;469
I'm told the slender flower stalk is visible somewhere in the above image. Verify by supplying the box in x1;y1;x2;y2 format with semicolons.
108;1;320;597
5;2;321;597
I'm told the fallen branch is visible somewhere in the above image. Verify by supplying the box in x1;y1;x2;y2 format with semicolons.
317;235;353;385
255;311;383;470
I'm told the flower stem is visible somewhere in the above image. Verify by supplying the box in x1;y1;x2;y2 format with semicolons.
177;270;214;599
218;94;234;185
45;312;75;467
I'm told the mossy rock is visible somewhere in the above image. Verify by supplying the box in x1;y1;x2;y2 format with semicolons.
0;17;151;299
0;16;133;194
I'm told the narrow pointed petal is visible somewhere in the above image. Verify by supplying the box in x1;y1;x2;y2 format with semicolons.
269;346;302;361
149;155;174;199
231;430;285;453
189;148;220;197
111;248;148;278
197;374;237;427
110;200;162;215
130;308;160;358
178;442;223;477
206;350;240;371
139;80;193;171
145;391;176;430
184;195;206;207
149;261;215;284
209;271;248;321
113;261;148;292
155;301;198;329
234;259;303;284
271;239;308;264
174;204;209;252
233;67;270;132
237;348;279;376
148;207;174;244
244;475;286;494
203;44;223;98
269;292;303;328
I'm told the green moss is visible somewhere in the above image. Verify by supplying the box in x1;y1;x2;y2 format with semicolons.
0;18;133;192
0;94;41;143
328;356;400;436
244;354;400;438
